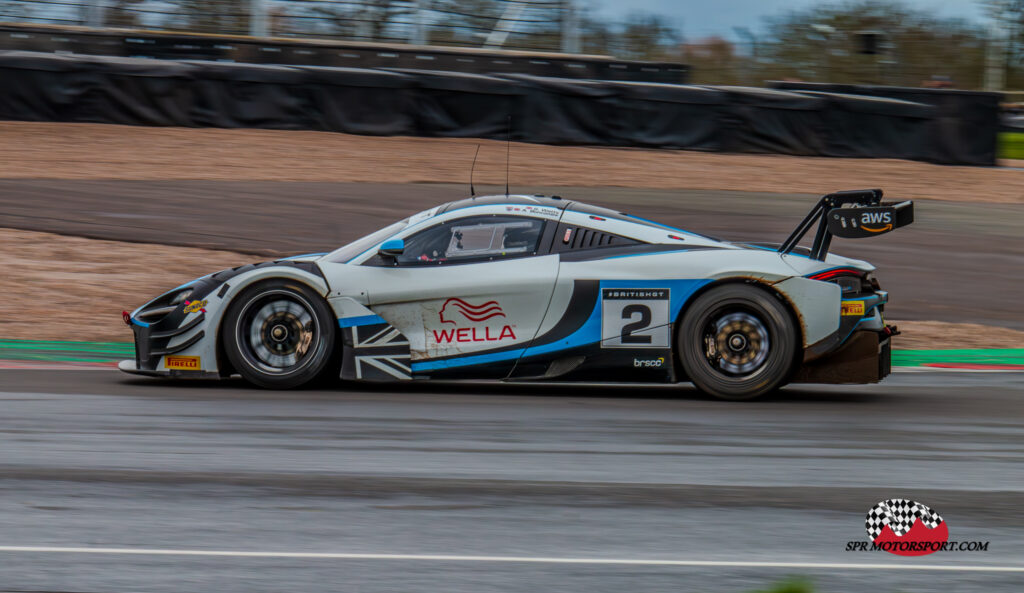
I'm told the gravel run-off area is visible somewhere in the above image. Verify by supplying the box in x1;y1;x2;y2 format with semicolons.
1;121;1021;348
1;121;1023;203
2;228;1020;349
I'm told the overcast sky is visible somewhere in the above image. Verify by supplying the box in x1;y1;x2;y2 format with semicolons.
588;0;989;40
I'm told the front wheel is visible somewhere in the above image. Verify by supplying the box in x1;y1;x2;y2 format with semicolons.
222;279;337;389
677;284;797;400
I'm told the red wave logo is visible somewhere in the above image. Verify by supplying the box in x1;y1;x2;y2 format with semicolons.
439;298;506;325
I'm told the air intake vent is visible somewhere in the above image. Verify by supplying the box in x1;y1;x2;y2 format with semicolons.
555;223;639;252
571;228;619;249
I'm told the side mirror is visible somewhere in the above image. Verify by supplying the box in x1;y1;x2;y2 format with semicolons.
378;238;405;258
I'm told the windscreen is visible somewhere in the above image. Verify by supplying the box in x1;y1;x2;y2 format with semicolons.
325;219;409;263
325;206;443;263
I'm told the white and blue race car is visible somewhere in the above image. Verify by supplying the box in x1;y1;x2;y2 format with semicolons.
121;189;912;400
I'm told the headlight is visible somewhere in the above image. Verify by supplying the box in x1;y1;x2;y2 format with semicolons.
170;289;193;305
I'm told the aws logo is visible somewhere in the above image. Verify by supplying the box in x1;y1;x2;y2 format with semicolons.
433;298;516;344
860;211;893;233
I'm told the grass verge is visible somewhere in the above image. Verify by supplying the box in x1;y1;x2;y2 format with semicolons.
0;339;134;363
999;131;1024;160
892;349;1024;368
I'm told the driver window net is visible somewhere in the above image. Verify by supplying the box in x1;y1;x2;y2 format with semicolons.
447;220;540;259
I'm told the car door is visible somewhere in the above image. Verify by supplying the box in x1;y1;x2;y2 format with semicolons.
358;213;559;378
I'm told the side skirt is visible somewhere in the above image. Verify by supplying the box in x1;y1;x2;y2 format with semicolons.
510;342;676;383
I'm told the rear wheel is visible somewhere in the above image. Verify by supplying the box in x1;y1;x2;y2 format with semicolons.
678;284;797;400
222;279;337;389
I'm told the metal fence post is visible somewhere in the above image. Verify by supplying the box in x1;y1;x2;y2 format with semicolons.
411;0;428;45
251;0;269;37
561;0;580;53
484;1;526;48
984;23;1007;92
85;0;104;28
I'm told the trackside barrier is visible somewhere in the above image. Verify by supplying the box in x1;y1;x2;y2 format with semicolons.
0;50;999;165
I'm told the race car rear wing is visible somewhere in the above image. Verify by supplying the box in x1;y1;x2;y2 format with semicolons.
779;189;914;261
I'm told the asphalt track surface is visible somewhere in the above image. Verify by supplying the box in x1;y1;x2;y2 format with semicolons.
1;178;1022;592
0;180;1022;328
1;368;1023;592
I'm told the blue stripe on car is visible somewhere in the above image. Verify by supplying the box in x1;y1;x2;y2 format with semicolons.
413;279;710;372
747;243;814;259
338;314;388;328
620;214;710;239
520;279;709;359
412;348;527;372
602;250;689;260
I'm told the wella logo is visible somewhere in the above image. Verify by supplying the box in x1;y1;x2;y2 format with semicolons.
433;326;517;343
433;298;516;344
439;298;506;324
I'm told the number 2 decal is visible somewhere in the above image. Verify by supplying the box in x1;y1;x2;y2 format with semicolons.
620;304;653;344
601;288;670;348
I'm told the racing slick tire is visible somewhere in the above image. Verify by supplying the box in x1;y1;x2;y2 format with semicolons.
678;283;797;401
222;279;338;389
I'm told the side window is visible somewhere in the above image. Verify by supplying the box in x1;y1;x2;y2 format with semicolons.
396;216;545;266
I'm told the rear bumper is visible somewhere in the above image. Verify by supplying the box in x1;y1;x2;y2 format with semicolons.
791;329;891;384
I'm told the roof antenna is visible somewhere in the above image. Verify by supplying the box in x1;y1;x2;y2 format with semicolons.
469;144;481;197
505;114;511;197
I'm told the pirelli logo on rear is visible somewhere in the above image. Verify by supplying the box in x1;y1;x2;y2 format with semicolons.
841;301;866;316
165;355;200;370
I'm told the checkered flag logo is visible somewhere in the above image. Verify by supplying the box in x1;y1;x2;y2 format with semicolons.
865;498;944;540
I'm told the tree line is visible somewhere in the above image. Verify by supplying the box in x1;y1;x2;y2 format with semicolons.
6;0;1024;89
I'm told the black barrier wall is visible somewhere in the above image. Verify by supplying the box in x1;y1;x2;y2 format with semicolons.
770;81;1001;166
0;51;997;165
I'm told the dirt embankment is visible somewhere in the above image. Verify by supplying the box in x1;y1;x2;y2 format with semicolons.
1;121;1023;204
1;121;1021;347
1;228;1020;348
0;228;246;342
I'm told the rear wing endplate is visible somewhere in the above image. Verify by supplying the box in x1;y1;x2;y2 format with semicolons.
778;189;914;261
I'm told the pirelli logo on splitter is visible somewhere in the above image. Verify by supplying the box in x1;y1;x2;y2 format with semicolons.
164;355;200;370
